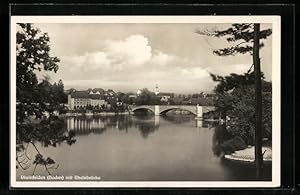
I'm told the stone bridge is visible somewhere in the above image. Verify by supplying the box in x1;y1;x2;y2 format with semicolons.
129;105;215;118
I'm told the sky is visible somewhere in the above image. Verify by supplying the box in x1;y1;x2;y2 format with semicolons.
32;23;272;94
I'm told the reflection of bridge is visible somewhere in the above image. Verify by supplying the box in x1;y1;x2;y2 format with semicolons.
130;105;215;118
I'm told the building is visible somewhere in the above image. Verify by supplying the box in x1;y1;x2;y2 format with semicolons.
157;92;174;103
68;90;106;110
104;89;116;100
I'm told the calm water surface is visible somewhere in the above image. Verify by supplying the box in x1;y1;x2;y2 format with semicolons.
17;115;271;181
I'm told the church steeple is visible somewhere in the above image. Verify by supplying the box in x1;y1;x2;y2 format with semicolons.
155;84;159;95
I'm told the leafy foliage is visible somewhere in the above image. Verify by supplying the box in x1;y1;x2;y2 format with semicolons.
16;23;76;175
210;73;272;145
211;72;256;116
136;88;160;105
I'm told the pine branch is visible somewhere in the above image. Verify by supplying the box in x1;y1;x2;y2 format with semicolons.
196;23;271;56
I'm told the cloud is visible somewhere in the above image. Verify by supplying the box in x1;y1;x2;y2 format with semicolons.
57;34;214;92
62;52;110;72
61;34;186;73
151;51;176;67
61;35;154;72
180;67;209;79
105;34;152;66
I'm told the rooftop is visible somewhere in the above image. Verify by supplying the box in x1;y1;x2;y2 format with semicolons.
70;91;104;99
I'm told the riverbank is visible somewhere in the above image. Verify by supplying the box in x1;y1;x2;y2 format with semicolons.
65;111;130;117
224;146;272;163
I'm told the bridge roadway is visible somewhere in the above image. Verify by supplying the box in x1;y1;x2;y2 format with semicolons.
129;105;215;118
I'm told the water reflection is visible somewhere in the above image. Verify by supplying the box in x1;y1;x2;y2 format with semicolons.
66;115;207;138
18;114;271;181
211;124;249;156
212;124;232;156
66;116;247;157
66;115;135;135
161;115;193;124
211;123;272;180
161;115;212;128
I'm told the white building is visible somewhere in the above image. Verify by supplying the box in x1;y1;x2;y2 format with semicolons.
68;90;106;110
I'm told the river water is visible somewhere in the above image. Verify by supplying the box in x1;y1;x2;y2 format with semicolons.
16;114;271;181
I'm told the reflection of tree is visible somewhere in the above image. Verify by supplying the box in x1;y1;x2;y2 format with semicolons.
132;115;158;139
202;121;209;128
110;115;133;132
133;114;153;120
162;115;193;124
135;122;156;139
212;124;247;156
17;117;76;175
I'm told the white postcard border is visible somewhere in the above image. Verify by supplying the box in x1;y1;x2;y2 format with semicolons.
10;15;281;188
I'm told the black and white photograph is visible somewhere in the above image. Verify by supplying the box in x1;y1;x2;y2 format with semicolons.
10;16;281;188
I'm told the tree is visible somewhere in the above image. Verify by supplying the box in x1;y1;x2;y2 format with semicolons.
139;88;160;105
210;75;272;157
209;72;272;157
197;23;272;178
55;79;67;103
210;72;260;118
16;23;75;174
136;88;153;105
117;92;130;104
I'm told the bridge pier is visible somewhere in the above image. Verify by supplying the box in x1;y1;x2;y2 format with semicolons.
196;104;203;119
154;105;160;116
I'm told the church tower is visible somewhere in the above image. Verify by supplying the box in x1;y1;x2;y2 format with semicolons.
155;84;159;95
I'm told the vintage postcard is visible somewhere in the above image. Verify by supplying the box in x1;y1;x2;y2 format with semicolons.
10;16;281;188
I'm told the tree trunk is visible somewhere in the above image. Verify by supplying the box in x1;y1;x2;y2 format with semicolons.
253;23;263;179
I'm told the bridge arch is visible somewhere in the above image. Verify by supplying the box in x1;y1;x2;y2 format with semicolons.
131;106;155;114
159;107;197;116
130;105;214;117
